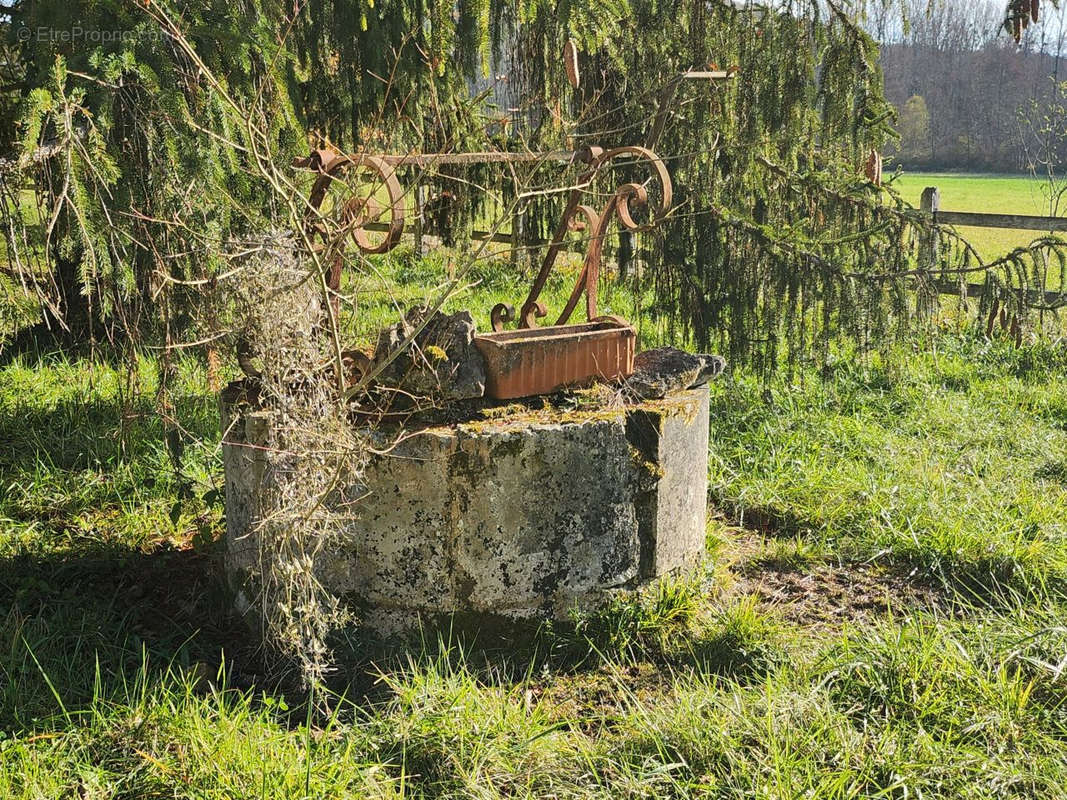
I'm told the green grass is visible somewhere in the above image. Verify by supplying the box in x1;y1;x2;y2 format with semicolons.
893;171;1065;260
709;339;1067;594
3;329;1067;796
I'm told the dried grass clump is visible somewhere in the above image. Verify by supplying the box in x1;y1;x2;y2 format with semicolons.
216;232;368;686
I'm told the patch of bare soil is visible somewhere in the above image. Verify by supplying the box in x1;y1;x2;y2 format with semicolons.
722;531;952;629
533;662;672;731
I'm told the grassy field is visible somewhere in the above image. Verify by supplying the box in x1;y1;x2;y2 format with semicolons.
893;171;1064;260
2;174;1067;796
2;325;1067;795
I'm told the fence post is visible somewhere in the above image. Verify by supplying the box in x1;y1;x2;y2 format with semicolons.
510;199;526;272
414;183;426;257
617;230;634;283
920;186;940;215
920;186;940;271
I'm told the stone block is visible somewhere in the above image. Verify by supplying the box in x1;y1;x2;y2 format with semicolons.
221;386;711;635
329;430;456;610
626;388;710;577
449;418;639;618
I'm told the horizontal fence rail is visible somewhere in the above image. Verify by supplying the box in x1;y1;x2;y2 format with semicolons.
919;185;1066;306
932;280;1066;307
361;220;548;247
934;210;1067;233
921;185;1067;234
356;184;1067;307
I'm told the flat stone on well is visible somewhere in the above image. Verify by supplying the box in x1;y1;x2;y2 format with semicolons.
626;347;725;399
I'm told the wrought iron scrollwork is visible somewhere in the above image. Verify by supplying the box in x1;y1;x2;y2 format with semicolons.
235;148;407;379
236;145;673;378
491;145;673;332
302;148;407;305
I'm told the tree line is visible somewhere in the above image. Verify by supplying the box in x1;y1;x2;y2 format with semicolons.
870;0;1067;172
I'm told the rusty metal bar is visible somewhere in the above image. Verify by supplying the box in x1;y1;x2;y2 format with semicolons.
294;149;586;171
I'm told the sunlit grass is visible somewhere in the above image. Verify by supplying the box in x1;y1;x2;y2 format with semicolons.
893;171;1065;261
3;329;1067;795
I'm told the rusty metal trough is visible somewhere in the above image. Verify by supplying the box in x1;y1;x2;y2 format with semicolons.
474;316;635;399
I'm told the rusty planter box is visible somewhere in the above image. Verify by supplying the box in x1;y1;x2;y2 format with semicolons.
474;319;636;400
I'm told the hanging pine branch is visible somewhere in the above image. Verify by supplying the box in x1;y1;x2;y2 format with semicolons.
3;0;1064;368
497;0;1067;369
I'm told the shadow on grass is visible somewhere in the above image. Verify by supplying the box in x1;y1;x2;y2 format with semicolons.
2;541;754;736
1035;460;1067;485
0;391;219;476
0;542;259;733
326;585;789;715
0;394;220;533
715;500;829;540
0;322;135;369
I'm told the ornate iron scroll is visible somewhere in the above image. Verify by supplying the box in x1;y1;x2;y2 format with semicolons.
234;145;673;381
293;144;672;330
489;145;673;332
299;147;407;309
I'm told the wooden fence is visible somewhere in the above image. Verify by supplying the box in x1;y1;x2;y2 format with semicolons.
363;183;1067;304
921;186;1067;305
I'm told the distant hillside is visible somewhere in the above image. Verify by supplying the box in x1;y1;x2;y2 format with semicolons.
872;0;1066;173
881;42;1065;171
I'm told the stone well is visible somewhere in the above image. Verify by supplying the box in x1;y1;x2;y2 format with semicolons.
222;386;710;636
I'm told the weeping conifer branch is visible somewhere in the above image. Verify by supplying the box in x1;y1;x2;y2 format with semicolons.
3;0;1065;367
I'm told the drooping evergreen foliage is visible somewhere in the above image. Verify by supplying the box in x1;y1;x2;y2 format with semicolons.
1;0;1064;368
3;0;305;332
507;0;913;369
495;0;1067;369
